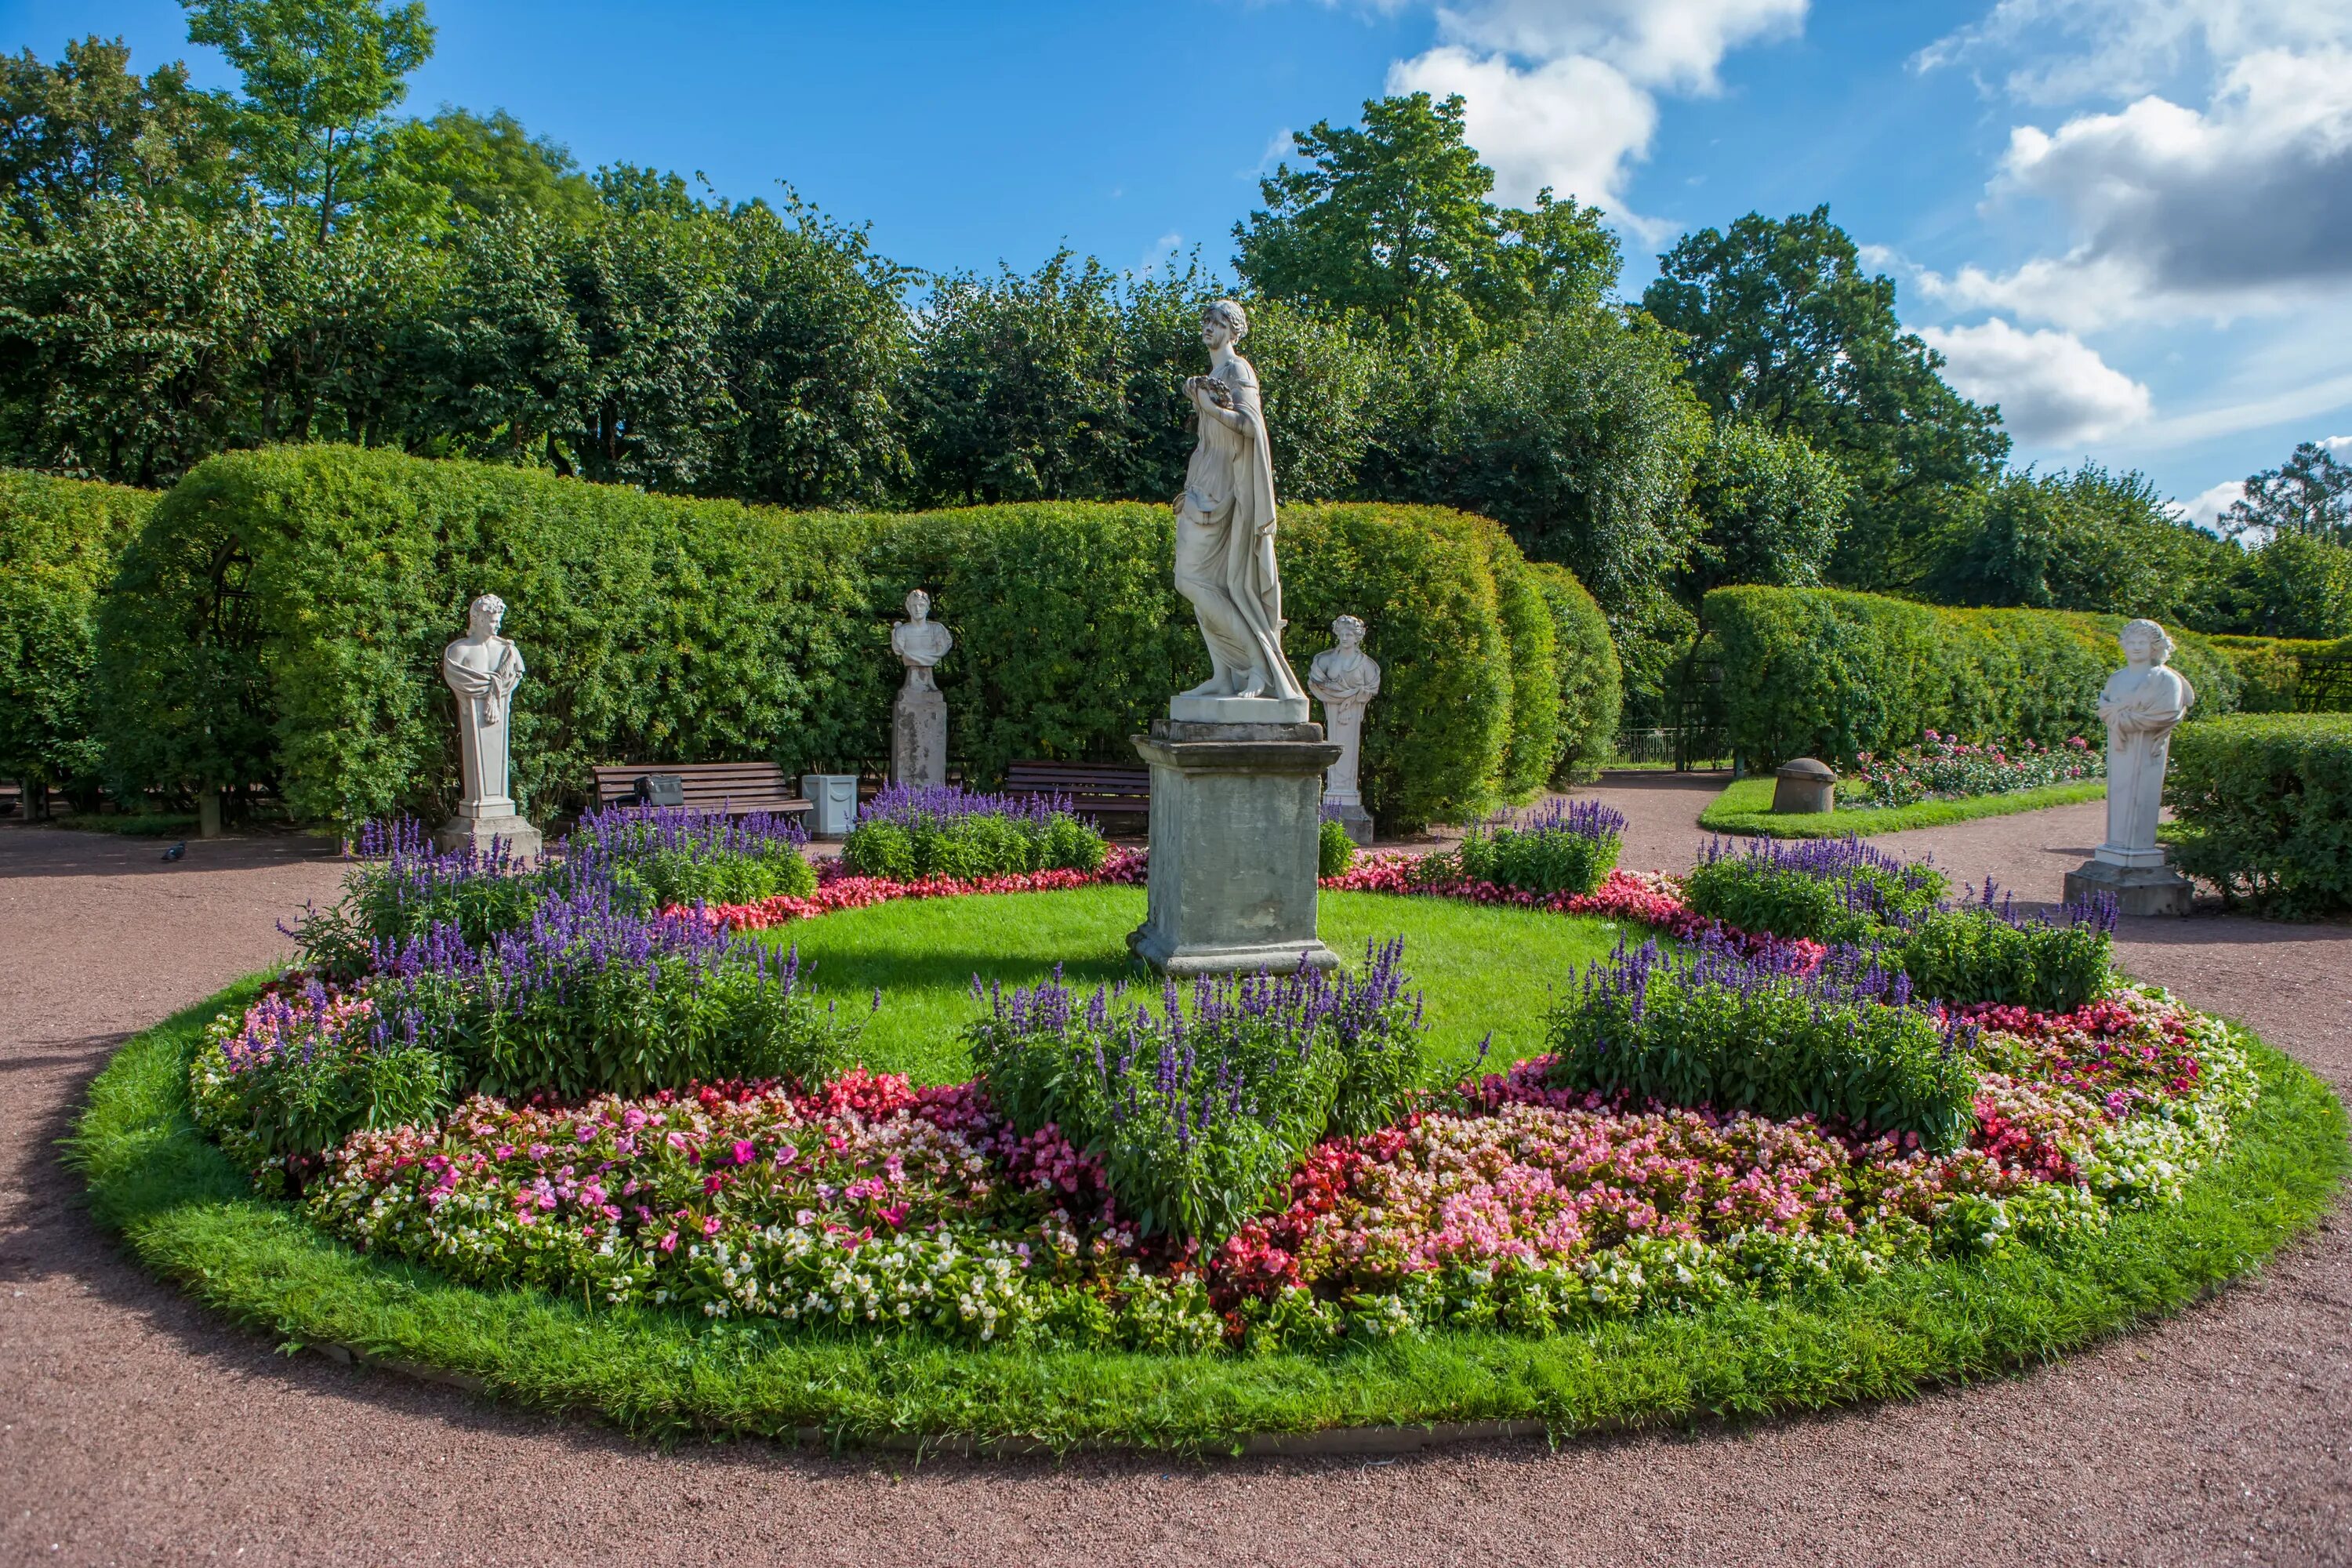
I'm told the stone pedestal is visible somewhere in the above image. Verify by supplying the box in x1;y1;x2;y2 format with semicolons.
2062;849;2193;917
1772;757;1836;815
1325;802;1374;848
801;773;859;839
892;687;947;788
434;799;542;860
1128;717;1341;975
1169;693;1310;725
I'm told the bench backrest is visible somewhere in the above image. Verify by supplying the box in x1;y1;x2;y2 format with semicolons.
1004;760;1151;806
588;761;808;815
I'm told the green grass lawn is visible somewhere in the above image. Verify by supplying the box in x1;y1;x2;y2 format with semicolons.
775;887;1624;1087
1698;776;2107;839
72;975;2350;1452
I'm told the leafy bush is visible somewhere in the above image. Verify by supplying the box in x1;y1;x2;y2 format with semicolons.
838;785;1106;881
966;942;1428;1241
1849;730;2102;808
2209;634;2352;714
1885;883;2116;1013
2169;713;2352;918
93;447;1605;830
284;821;551;980
0;469;155;804
190;982;453;1175
1684;835;1946;945
1318;815;1356;877
1443;798;1625;897
571;804;815;909
371;886;860;1100
1546;937;1980;1149
1527;561;1622;786
1701;586;2239;769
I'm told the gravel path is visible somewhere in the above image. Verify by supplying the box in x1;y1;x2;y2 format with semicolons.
2;791;2347;1568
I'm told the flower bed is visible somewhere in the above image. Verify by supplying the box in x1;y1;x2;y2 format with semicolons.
1850;731;2101;808
683;847;1149;932
838;784;1108;882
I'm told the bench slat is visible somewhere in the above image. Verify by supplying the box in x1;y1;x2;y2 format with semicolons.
590;760;811;818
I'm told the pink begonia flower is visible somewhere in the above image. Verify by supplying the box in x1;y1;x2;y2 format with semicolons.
733;1140;757;1166
702;1215;722;1237
658;1230;678;1253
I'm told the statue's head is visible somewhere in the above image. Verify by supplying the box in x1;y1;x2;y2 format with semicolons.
1200;298;1248;350
1332;614;1366;649
467;593;506;637
904;587;931;621
2119;618;2173;666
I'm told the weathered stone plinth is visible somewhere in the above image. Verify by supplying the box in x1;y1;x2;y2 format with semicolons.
1772;757;1836;815
2063;851;2193;917
1326;803;1374;847
892;687;947;788
434;801;542;860
1129;717;1341;975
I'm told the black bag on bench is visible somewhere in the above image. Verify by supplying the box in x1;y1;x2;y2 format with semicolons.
632;773;687;808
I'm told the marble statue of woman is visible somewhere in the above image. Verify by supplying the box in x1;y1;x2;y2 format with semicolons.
1171;298;1305;713
444;593;525;815
2097;618;2195;862
890;587;953;693
1308;615;1381;814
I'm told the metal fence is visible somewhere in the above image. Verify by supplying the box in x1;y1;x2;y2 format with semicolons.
1609;727;1731;771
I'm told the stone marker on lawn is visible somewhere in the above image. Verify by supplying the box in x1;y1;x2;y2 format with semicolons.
436;593;542;858
1131;298;1340;975
890;588;952;789
1772;757;1836;815
2063;618;2194;916
1308;615;1381;845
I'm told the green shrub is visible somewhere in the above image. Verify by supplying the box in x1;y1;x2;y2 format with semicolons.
2209;634;2352;713
0;469;155;804
94;448;1590;831
570;805;817;909
837;785;1107;881
966;943;1427;1241
1700;586;2239;768
1890;900;2114;1013
1487;535;1561;802
1546;941;1980;1149
1527;560;1621;785
2169;713;2352;918
1442;798;1624;897
189;985;455;1176
1318;815;1356;877
1683;836;1946;946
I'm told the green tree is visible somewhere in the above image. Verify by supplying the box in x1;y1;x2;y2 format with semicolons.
2223;440;2352;547
182;0;434;240
1642;205;2008;592
374;105;598;236
403;207;587;466
1235;92;1617;345
1927;464;2238;629
1684;419;1848;597
2230;532;2352;639
0;35;229;234
909;251;1135;504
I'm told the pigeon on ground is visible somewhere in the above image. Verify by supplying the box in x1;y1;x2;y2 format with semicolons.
162;841;186;862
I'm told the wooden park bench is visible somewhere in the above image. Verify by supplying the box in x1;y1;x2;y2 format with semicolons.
588;761;812;821
1004;760;1152;819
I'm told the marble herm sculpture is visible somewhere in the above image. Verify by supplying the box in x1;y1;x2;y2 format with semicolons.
890;588;952;788
1168;298;1308;725
1308;615;1380;844
436;593;541;857
2063;618;2194;915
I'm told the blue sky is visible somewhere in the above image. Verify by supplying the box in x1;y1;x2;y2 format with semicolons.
9;0;2348;517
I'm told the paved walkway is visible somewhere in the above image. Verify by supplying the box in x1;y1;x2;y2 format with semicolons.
2;791;2347;1568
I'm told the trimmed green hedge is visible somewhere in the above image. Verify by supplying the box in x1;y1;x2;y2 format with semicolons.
93;447;1602;830
1700;586;2240;768
2169;713;2352;919
1529;561;1621;785
0;470;156;803
2208;634;2352;713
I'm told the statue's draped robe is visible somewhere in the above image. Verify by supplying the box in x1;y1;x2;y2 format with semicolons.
444;636;524;810
1179;354;1304;701
2098;663;2192;853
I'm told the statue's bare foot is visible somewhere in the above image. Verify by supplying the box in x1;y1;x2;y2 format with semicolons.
1232;670;1267;699
1179;675;1229;699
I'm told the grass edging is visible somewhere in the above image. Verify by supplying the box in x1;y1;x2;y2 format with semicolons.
1698;777;2107;839
70;978;2349;1455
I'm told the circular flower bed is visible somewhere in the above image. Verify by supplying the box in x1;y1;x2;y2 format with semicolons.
72;818;2351;1451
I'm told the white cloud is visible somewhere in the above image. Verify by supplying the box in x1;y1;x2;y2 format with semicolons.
1374;0;1805;217
2325;434;2352;455
2169;477;2245;529
1917;318;2153;445
1134;231;1185;278
1911;8;2352;331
